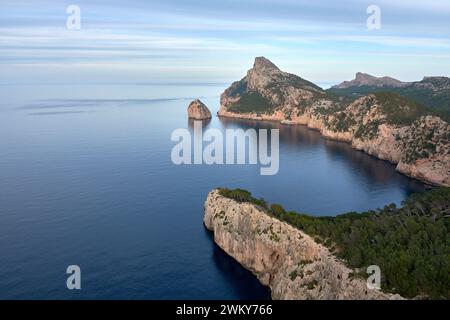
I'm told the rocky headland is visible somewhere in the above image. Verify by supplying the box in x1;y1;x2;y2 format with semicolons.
204;189;404;300
218;57;450;186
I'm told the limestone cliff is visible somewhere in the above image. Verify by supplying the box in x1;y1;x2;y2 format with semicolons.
204;190;403;300
218;57;450;187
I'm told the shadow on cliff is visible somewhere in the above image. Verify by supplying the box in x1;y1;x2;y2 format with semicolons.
202;226;271;300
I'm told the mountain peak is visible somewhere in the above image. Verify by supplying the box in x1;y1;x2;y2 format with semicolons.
355;72;375;80
253;57;280;72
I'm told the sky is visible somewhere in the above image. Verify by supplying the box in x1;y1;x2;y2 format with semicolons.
1;0;450;86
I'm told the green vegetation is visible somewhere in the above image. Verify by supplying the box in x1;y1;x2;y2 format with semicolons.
337;92;439;142
374;92;424;125
227;91;275;115
354;120;382;140
218;188;268;209
270;204;286;216
225;73;334;115
228;80;248;96
263;73;325;94
403;140;436;164
289;269;298;281
305;280;318;290
401;118;447;164
283;74;324;92
218;187;450;299
315;106;335;115
326;112;357;132
327;86;450;122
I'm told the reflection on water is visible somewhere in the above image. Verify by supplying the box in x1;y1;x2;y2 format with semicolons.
188;117;212;129
218;117;425;199
204;228;271;300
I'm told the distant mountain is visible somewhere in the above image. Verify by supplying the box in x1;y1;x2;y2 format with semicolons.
332;72;407;89
329;74;450;118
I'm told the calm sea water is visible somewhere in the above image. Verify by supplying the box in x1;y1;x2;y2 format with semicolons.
0;84;425;299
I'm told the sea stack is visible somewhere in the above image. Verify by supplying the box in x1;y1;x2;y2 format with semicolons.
187;99;212;120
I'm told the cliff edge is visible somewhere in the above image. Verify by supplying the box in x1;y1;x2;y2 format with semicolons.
204;189;402;300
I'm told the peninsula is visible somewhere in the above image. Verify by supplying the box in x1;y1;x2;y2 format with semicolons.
204;187;449;299
218;57;450;186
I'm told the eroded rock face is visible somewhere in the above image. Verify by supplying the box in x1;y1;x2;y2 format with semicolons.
204;190;402;300
396;116;450;186
188;99;212;120
218;57;450;187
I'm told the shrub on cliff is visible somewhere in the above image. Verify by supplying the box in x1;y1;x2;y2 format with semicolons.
227;91;274;115
218;188;268;209
270;204;286;217
374;92;424;125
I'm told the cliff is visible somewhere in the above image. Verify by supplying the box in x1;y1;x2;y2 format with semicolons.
218;57;450;187
204;190;402;300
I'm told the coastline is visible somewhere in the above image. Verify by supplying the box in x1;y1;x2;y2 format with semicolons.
217;111;447;187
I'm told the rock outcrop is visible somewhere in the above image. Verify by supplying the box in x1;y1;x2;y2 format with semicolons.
204;190;402;300
218;57;450;187
188;99;212;120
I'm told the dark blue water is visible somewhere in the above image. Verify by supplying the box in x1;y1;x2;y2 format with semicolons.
0;84;425;299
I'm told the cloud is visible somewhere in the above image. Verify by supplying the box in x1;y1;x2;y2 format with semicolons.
274;34;450;48
1;0;449;83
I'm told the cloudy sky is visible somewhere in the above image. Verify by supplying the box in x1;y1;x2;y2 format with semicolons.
1;0;449;85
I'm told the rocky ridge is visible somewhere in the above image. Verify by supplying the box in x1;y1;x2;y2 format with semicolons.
332;73;450;92
414;76;450;92
204;190;403;300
